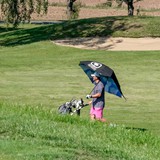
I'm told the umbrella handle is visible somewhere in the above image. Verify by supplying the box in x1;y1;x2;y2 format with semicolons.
89;81;100;95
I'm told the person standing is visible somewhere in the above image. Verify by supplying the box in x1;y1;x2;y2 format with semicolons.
86;72;106;122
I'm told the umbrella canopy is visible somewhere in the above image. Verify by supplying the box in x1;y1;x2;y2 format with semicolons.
79;61;125;98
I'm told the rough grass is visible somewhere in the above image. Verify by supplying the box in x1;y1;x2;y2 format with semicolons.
1;103;160;160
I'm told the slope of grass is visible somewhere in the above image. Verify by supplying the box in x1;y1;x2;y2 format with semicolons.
1;103;160;160
0;16;160;47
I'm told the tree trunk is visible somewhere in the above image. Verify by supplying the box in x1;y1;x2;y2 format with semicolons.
127;0;134;16
67;0;76;12
66;0;76;19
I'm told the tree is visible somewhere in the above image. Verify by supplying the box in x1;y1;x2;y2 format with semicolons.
0;0;48;27
67;0;76;13
106;0;143;16
66;0;80;20
125;0;134;16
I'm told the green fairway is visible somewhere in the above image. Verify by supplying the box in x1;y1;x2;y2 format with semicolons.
0;41;160;132
0;16;160;159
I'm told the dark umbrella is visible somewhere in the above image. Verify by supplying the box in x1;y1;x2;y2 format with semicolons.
79;61;125;98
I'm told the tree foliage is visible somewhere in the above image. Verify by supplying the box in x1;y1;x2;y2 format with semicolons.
0;0;48;27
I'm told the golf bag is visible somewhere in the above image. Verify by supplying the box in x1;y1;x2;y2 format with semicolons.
58;98;88;116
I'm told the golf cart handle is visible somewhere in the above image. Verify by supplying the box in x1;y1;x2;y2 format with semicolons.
83;103;89;107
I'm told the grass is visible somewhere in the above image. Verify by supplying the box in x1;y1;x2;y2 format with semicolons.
0;16;160;47
1;103;160;160
0;16;160;159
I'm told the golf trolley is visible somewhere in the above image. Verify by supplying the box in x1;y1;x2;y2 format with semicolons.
58;98;88;116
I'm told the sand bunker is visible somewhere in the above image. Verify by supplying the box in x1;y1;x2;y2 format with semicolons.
53;37;160;51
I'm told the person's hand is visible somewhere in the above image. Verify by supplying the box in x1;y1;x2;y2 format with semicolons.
88;101;92;105
86;95;92;99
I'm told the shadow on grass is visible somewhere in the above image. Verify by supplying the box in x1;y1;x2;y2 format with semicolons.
0;16;143;47
0;26;19;33
125;127;148;132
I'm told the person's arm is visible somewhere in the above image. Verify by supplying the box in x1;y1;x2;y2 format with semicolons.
86;83;103;99
91;93;101;98
91;82;103;98
86;93;101;99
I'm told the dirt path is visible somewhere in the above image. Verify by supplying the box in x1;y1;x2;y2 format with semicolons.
53;37;160;51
